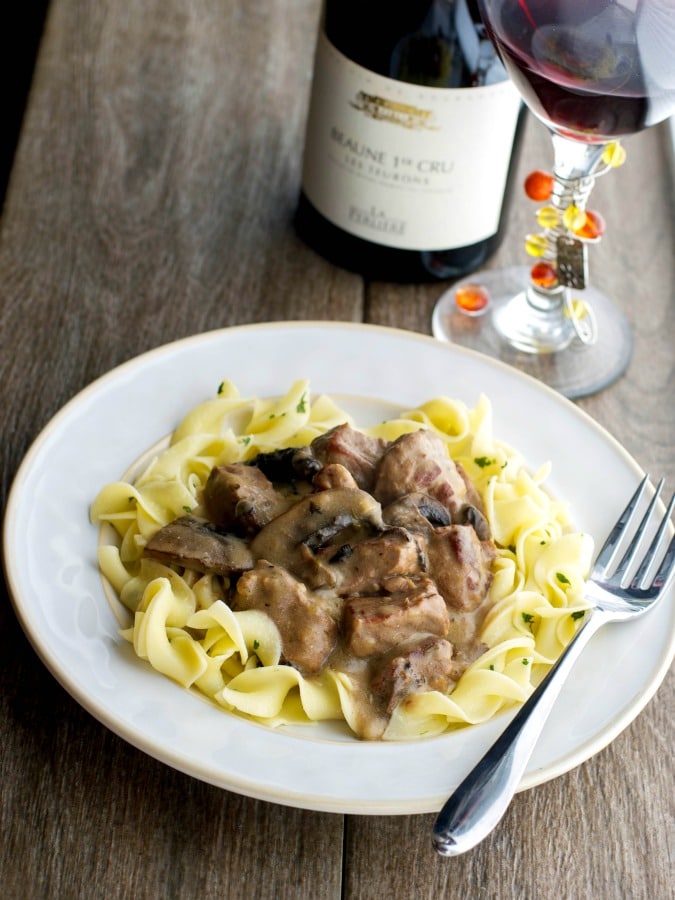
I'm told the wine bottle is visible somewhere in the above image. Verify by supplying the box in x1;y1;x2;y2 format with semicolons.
295;0;525;282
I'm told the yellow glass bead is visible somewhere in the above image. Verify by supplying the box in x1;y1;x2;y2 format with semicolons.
564;299;589;321
602;142;626;168
536;206;559;229
524;233;548;257
562;204;586;232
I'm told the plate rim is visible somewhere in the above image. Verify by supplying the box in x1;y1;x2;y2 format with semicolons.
3;320;673;814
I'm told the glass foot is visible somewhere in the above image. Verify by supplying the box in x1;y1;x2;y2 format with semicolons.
431;266;632;399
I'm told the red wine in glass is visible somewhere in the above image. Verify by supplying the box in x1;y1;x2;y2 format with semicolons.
432;0;675;398
486;0;672;140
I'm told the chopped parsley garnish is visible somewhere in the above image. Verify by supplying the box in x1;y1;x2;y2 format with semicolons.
217;381;225;395
182;506;192;514
296;393;308;414
474;456;495;468
253;639;260;650
522;612;534;624
522;658;530;666
571;610;585;621
489;664;495;671
556;572;571;585
240;436;251;446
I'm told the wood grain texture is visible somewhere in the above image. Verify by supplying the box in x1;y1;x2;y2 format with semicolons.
1;2;672;898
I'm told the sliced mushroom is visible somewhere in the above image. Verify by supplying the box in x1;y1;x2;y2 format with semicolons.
247;446;322;483
455;504;491;542
250;488;384;588
382;491;451;535
143;515;254;576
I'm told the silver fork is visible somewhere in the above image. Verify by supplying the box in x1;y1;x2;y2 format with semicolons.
433;474;675;857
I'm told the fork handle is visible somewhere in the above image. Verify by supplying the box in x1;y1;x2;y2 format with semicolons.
433;613;603;856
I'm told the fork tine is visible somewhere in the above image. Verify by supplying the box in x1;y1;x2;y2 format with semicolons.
611;478;665;584
630;491;675;587
643;494;675;594
592;474;650;576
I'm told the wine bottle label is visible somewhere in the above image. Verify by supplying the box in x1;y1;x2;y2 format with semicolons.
302;32;522;251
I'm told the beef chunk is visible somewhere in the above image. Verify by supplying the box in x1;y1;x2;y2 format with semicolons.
143;515;254;575
203;464;289;536
311;424;389;491
330;527;426;597
343;575;449;658
233;562;337;675
373;430;469;517
370;636;455;714
427;524;496;611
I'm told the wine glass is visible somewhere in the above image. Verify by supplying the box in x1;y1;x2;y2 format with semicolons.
431;0;675;398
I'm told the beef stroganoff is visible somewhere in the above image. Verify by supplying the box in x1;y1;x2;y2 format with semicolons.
91;380;593;740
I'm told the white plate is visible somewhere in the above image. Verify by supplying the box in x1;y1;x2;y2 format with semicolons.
4;322;673;815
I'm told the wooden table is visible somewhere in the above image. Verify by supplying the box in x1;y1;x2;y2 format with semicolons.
1;2;673;897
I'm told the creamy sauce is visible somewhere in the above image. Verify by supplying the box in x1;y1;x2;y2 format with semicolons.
324;594;492;740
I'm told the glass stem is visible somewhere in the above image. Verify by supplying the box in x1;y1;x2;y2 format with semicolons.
550;133;608;182
525;133;608;321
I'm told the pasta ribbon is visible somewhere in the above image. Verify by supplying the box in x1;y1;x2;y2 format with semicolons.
219;666;344;724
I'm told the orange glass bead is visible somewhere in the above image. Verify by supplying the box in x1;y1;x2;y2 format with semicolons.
454;283;490;315
524;170;554;201
574;209;606;240
530;261;558;288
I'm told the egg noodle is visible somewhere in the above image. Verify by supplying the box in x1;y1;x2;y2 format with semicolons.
90;379;593;740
